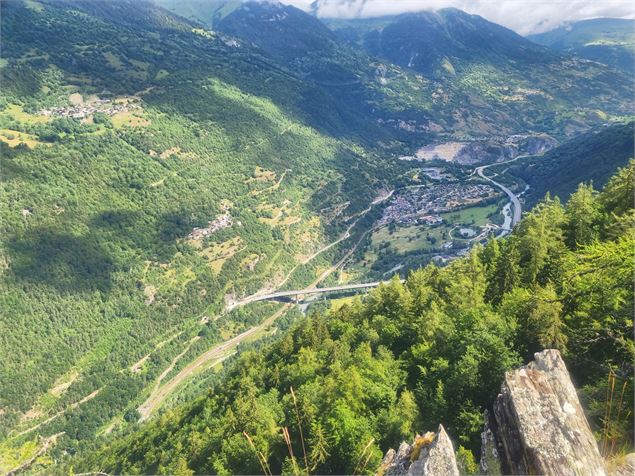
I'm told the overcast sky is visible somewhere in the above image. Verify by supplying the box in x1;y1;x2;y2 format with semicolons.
281;0;635;35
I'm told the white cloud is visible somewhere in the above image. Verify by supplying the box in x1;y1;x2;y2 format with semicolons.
281;0;635;34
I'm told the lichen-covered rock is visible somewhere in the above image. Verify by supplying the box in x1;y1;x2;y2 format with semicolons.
378;425;459;476
408;425;459;476
493;349;606;476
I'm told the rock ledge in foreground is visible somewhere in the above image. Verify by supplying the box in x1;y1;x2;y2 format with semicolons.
493;348;606;476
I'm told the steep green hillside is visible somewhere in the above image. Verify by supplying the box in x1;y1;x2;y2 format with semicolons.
0;0;397;460
1;0;398;141
528;18;635;74
76;163;634;475
338;8;551;76
217;1;339;64
1;1;634;473
153;0;242;27
503;121;635;206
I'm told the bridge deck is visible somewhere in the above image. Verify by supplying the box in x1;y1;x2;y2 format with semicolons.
263;281;384;299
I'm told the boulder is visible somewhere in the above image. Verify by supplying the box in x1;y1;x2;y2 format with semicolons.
493;349;606;475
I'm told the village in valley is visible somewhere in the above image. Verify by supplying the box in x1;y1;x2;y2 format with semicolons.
378;182;499;227
187;212;234;241
347;165;510;277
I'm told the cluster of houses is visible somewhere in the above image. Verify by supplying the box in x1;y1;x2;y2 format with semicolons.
187;213;233;240
379;183;498;227
39;99;138;119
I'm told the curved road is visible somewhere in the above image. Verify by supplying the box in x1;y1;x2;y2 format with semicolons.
475;155;528;233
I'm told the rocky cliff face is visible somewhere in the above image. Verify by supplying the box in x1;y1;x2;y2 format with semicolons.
492;349;606;476
379;350;607;476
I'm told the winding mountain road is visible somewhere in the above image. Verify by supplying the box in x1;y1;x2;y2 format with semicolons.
475;155;528;233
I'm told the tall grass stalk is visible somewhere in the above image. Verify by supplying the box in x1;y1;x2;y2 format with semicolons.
601;370;616;456
282;426;301;476
290;386;309;473
243;431;272;476
352;438;375;476
609;380;628;455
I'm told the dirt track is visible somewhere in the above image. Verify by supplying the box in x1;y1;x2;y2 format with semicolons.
137;305;290;420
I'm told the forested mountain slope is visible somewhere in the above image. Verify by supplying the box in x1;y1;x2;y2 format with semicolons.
528;18;635;74
153;0;242;27
216;0;339;64
334;8;552;75
504;121;634;206
324;8;633;136
1;0;395;140
77;163;635;475
0;0;397;457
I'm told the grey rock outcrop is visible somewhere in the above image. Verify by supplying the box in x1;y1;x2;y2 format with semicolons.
381;349;608;476
493;349;607;476
380;441;413;476
379;425;459;476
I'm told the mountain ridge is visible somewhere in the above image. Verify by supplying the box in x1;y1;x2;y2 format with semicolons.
528;17;635;73
202;1;634;138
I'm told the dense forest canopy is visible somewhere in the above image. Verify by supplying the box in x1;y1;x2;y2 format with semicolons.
77;162;635;475
503;122;635;206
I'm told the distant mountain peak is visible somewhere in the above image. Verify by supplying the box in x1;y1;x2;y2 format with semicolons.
215;0;337;61
344;8;550;76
